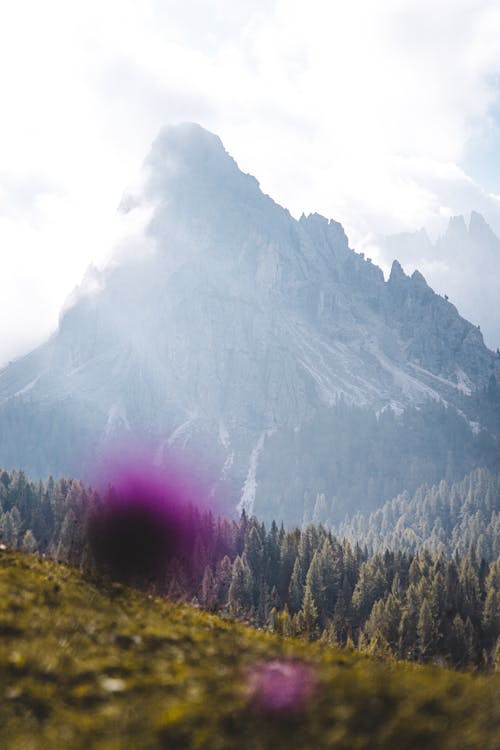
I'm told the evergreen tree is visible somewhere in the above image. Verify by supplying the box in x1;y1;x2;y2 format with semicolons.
200;565;216;610
257;578;271;625
493;636;500;672
288;558;304;614
459;557;482;627
268;606;279;633
301;583;318;639
321;620;340;647
20;529;37;554
244;524;264;605
305;551;326;624
449;614;467;668
417;599;438;662
228;555;253;617
398;609;417;661
352;559;386;621
464;616;477;666
367;629;393;660
215;555;233;608
278;528;299;600
482;557;500;649
279;605;294;637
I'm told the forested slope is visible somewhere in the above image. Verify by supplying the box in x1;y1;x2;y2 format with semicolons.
1;549;499;750
337;467;500;559
1;466;498;670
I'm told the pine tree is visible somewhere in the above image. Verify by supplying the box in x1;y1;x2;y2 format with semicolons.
331;586;349;645
4;508;21;548
493;636;500;672
215;555;233;607
383;593;401;650
482;558;500;649
244;526;264;587
305;551;326;623
318;537;341;615
264;520;281;592
352;559;386;621
464;616;477;666
398;609;417;661
301;583;318;639
294;610;305;637
367;629;393;660
364;599;386;643
278;529;299;600
449;614;467;667
56;509;80;566
279;605;294;637
268;606;279;633
21;529;38;554
321;620;340;647
298;525;316;576
257;578;271;625
459;556;482;626
200;565;216;610
417;599;438;662
228;555;253;617
288;558;304;614
270;585;280;611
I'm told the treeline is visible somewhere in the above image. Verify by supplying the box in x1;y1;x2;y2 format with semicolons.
0;470;96;561
0;467;498;671
210;518;500;671
337;467;500;561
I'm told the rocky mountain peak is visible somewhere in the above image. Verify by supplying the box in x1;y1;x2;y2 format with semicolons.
0;124;498;520
146;122;255;192
440;211;498;248
119;123;264;231
410;269;427;286
445;214;468;239
468;210;499;248
388;259;407;284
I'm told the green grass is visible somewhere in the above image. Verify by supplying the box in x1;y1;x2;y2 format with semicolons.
0;549;498;749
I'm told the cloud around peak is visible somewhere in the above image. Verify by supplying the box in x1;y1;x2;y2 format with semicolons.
2;1;500;362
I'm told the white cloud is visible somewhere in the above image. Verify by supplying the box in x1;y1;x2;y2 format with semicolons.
2;0;500;363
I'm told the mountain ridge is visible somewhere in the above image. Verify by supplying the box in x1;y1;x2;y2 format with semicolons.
0;123;498;521
379;210;500;349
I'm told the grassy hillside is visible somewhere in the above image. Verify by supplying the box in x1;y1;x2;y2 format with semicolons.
0;549;498;749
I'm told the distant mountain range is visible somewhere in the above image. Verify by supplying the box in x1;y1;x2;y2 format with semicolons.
0;123;499;524
379;211;500;351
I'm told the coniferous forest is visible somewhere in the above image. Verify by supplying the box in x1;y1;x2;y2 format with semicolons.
1;465;498;672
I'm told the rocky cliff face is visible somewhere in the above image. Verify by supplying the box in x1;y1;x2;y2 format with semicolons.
0;124;498;520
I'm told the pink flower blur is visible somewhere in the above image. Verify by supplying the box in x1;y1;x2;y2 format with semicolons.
86;441;225;586
245;659;317;715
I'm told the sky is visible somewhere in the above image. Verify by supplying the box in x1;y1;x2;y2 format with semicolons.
2;0;500;364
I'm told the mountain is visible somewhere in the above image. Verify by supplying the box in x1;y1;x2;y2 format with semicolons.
0;123;499;523
379;212;500;350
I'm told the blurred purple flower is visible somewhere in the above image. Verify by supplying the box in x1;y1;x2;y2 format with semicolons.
245;659;317;715
87;446;223;586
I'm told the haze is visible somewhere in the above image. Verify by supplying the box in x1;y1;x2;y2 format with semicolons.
2;0;500;364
